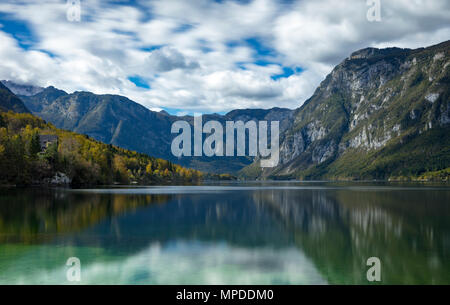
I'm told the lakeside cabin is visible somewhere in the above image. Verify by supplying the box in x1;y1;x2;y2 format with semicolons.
39;135;58;151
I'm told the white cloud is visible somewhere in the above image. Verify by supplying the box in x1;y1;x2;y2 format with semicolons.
0;0;449;113
146;46;199;72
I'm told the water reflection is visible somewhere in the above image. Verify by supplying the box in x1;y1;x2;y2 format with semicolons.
0;188;170;243
0;183;449;284
253;188;450;284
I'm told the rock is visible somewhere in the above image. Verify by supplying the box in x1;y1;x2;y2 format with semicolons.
248;40;450;179
48;172;71;185
425;93;439;103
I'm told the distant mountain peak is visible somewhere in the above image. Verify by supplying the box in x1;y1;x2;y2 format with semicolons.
1;80;44;97
348;46;410;60
43;85;67;94
0;82;30;113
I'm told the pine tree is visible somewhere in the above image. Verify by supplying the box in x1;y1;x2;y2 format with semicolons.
0;114;5;128
29;131;41;157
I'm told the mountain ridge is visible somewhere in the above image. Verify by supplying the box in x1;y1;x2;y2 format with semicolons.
241;40;450;180
0;88;205;186
0;82;30;113
4;81;292;173
3;40;449;179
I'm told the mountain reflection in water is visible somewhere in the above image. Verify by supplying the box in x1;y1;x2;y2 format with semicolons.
0;182;449;284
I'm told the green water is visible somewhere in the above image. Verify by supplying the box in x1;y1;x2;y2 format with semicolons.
0;182;449;284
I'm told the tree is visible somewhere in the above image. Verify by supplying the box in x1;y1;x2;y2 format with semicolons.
43;142;58;166
146;162;153;175
29;131;41;157
0;111;204;185
7;135;29;184
163;168;170;178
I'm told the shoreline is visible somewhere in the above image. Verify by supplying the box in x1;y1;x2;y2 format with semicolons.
2;179;449;189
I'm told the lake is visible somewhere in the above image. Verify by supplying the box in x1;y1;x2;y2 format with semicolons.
0;182;449;284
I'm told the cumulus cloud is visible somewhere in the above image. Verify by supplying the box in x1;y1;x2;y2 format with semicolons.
146;47;199;72
0;0;449;113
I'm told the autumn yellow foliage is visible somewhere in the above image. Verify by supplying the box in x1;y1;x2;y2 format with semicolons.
0;111;203;185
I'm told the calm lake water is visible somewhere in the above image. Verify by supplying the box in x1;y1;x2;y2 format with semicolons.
0;182;449;285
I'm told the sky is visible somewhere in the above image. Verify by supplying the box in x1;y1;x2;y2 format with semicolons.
0;0;449;115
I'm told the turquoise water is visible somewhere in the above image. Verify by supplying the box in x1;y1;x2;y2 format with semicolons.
0;182;449;284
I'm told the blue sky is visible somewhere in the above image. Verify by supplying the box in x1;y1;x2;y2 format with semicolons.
0;0;449;114
0;12;37;50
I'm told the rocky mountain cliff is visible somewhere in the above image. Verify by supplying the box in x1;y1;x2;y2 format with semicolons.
242;40;450;180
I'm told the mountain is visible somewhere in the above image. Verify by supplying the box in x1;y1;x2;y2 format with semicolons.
0;82;30;113
6;83;292;173
4;40;449;179
242;40;450;180
0;88;203;186
0;80;44;97
174;108;293;172
17;86;67;113
17;88;177;161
